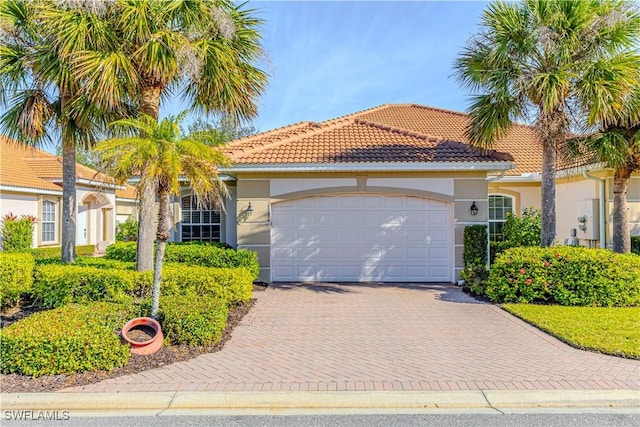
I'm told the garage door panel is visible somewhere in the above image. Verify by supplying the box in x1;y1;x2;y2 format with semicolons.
272;195;452;282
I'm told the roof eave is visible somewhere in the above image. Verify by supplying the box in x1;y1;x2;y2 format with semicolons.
0;184;62;196
223;161;515;174
555;162;609;179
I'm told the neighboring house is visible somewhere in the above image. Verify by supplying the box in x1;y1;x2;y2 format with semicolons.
0;136;137;250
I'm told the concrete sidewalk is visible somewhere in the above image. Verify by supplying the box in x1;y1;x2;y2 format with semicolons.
2;390;639;416
61;283;640;393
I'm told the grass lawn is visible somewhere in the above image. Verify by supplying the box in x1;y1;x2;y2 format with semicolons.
502;304;640;359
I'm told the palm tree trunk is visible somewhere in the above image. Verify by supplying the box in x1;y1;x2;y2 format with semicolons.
136;85;163;272
61;139;77;263
540;138;557;247
612;166;632;253
150;187;171;319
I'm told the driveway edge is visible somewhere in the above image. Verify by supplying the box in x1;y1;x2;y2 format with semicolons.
1;390;638;414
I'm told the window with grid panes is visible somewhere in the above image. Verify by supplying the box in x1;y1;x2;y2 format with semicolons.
489;195;513;241
180;195;221;242
41;200;56;242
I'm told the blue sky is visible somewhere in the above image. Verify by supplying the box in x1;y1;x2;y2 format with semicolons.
163;0;489;133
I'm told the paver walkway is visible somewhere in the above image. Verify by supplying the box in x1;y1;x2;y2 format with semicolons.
63;283;640;393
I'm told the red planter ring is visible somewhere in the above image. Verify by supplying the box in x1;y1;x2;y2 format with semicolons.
121;317;164;355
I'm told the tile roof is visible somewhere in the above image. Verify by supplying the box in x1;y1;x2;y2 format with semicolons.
224;104;545;175
0;136;137;198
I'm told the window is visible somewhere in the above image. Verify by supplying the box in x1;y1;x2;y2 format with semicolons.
41;200;56;242
180;195;221;242
489;195;513;242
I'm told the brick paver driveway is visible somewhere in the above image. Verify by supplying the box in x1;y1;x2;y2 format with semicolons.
64;283;639;393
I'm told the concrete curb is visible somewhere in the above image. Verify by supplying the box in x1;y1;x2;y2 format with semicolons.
1;390;638;415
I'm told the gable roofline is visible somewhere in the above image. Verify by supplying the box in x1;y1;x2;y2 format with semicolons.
225;104;517;165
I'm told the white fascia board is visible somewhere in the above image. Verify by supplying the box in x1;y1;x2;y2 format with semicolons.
494;174;542;183
126;174;236;184
555;163;608;179
223;162;514;174
51;178;124;190
116;197;137;203
0;185;62;196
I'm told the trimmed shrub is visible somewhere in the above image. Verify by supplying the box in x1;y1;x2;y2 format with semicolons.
1;213;36;252
461;225;489;296
0;252;35;309
632;236;640;255
490;209;541;263
487;247;640;306
106;242;260;279
160;265;253;304
0;302;134;376
159;293;229;346
104;241;136;261
31;244;95;260
32;265;139;308
116;218;138;242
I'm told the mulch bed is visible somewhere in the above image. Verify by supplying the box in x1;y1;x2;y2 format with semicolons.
0;283;268;393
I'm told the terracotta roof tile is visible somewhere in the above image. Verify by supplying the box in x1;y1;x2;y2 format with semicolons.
225;104;540;174
0;136;136;198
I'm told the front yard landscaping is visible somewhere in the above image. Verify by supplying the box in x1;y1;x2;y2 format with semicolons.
503;304;640;359
0;241;263;393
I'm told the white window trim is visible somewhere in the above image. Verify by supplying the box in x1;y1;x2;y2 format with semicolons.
179;194;222;242
39;197;60;245
488;194;514;242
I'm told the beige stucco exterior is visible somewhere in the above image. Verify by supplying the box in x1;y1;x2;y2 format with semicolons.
488;170;640;249
234;172;488;283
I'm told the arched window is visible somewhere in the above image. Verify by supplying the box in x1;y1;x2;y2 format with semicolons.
489;195;513;242
180;195;221;242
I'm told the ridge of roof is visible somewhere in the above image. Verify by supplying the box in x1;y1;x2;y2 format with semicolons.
225;104;395;159
353;113;514;163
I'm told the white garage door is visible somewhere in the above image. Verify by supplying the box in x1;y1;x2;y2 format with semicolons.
271;194;452;282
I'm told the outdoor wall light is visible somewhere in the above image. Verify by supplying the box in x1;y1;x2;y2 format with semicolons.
470;201;479;216
246;202;254;215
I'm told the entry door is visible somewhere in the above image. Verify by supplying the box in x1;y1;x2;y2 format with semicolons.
77;204;88;245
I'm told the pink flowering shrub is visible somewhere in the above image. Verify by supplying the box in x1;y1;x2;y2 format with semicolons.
487;247;640;306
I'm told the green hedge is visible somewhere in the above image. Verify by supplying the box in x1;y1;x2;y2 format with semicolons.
159;293;228;346
105;242;260;279
0;252;35;309
461;225;489;296
32;265;145;308
159;265;253;304
31;262;251;309
31;244;95;260
0;302;135;376
488;247;640;306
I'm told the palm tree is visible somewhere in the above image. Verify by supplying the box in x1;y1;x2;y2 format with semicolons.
94;113;231;318
569;86;640;252
454;0;640;247
0;0;124;263
71;0;268;271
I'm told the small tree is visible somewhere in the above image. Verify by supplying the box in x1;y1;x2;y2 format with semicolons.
94;113;230;318
1;213;36;252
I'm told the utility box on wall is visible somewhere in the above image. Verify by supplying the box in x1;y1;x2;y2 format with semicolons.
577;198;599;241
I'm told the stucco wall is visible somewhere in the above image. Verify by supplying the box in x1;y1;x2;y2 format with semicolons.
488;183;541;214
556;178;599;245
237;172;488;283
0;191;40;248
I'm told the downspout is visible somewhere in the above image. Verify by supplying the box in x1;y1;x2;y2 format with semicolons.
583;170;606;248
486;171;507;268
